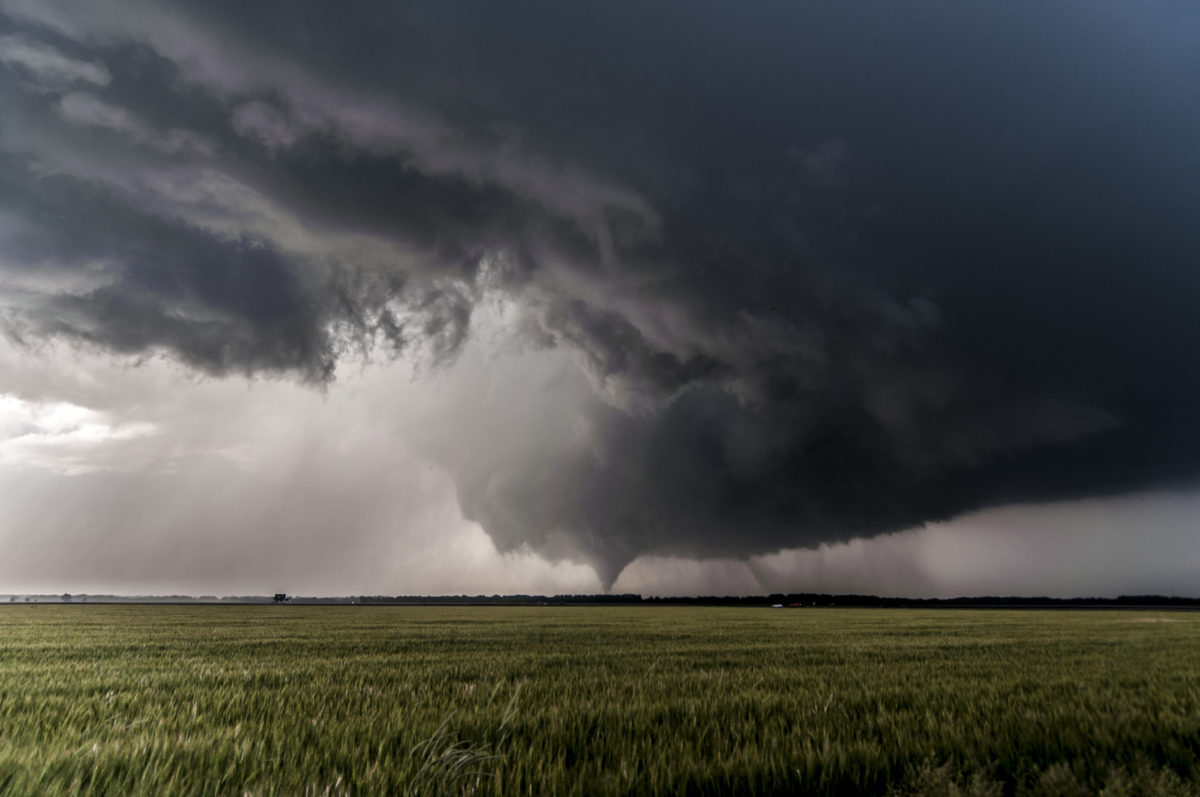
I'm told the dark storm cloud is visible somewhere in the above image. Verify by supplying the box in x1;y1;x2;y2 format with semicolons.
2;0;1200;585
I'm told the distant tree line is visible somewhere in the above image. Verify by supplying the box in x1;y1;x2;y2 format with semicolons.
6;593;1200;607
322;593;1200;608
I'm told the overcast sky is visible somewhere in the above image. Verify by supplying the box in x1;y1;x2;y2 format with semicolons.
2;1;1199;597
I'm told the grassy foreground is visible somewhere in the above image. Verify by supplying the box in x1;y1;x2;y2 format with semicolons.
0;606;1198;795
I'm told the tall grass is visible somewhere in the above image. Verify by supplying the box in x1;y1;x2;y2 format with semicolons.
405;683;518;797
0;606;1197;794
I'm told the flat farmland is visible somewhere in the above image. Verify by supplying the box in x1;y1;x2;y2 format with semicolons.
1;606;1198;795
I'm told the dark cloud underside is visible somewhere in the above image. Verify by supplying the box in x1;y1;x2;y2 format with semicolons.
2;0;1199;585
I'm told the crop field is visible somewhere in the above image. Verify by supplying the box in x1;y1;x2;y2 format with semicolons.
1;606;1199;796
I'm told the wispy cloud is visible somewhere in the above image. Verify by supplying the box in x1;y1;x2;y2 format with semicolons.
57;93;213;156
0;33;109;89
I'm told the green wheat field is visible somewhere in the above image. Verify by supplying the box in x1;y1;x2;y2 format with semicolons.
1;606;1198;795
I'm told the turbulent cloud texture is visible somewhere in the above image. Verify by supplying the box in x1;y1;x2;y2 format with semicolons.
2;1;1199;588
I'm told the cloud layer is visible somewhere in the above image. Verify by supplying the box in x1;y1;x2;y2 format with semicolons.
2;1;1200;588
